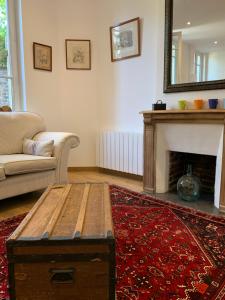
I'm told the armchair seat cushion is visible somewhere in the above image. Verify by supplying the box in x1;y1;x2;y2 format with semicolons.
0;154;57;176
0;167;5;181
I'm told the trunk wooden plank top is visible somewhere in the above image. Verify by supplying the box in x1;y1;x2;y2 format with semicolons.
7;183;115;300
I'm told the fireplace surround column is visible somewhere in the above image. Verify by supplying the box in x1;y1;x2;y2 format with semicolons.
143;115;155;193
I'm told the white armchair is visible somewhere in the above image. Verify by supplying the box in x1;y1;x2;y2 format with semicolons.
0;112;80;200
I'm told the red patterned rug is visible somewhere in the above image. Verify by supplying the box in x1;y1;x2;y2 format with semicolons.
0;185;225;300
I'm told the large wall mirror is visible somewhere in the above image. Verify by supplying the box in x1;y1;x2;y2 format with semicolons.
164;0;225;93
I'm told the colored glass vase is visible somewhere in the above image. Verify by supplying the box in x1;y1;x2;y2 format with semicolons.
177;165;201;201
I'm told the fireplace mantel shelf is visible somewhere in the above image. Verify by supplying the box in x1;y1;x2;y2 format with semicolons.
141;109;225;125
141;109;225;114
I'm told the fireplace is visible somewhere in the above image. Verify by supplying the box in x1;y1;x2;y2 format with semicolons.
141;109;225;212
169;151;216;195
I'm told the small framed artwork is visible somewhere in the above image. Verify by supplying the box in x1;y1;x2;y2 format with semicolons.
65;39;91;70
110;17;141;62
33;42;52;71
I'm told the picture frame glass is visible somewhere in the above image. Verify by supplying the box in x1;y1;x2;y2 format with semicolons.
66;40;91;70
111;18;140;61
33;43;52;71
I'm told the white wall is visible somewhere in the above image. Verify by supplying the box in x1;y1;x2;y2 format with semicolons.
20;0;225;167
21;0;99;167
96;0;159;132
54;0;99;167
21;0;60;128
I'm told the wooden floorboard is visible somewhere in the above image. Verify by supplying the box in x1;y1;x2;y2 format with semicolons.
1;170;224;220
0;171;143;221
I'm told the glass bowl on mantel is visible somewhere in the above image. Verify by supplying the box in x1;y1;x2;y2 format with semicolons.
177;165;201;202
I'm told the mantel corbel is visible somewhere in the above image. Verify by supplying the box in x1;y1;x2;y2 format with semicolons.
143;114;153;126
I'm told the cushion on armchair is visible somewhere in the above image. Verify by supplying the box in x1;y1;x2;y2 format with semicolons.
23;139;54;157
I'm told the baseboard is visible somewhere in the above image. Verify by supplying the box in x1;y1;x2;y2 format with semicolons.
68;167;100;172
68;167;143;181
99;168;143;181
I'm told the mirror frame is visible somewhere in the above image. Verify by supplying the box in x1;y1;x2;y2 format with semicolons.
164;0;225;93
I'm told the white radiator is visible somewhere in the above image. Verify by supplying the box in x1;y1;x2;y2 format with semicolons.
97;131;143;175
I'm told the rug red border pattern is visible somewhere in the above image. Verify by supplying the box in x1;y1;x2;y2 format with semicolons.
0;214;25;300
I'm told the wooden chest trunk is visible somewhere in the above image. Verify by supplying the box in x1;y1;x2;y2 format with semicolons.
7;183;115;300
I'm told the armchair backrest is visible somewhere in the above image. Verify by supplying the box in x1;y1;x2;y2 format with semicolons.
0;112;46;154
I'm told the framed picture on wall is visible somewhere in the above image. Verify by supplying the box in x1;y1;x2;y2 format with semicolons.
110;17;141;62
33;42;52;71
65;39;91;70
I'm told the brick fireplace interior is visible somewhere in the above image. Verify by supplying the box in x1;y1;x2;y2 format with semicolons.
169;151;216;195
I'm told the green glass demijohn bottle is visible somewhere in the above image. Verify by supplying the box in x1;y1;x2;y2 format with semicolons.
177;164;201;201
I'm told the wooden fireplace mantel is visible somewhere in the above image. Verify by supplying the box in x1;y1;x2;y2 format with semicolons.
141;109;225;212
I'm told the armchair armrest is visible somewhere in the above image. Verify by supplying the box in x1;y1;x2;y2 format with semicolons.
33;132;80;183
